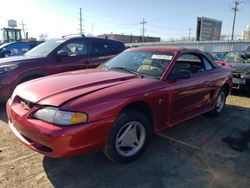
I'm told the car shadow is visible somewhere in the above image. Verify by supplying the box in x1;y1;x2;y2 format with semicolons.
43;104;250;188
0;103;8;123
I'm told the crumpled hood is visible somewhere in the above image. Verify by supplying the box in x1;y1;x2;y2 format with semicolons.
14;69;138;106
230;62;250;74
0;55;43;65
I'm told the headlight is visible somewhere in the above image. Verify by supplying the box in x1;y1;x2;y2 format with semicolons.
0;64;18;74
33;107;88;126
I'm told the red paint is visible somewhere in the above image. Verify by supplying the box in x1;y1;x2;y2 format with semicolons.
7;47;232;158
214;60;232;69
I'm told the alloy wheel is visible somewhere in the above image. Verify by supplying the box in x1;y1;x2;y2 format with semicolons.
115;121;146;157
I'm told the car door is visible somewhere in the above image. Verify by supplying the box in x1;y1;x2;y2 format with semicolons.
88;39;117;68
49;39;91;74
165;53;215;127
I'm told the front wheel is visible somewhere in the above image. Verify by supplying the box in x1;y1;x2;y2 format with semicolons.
104;110;152;163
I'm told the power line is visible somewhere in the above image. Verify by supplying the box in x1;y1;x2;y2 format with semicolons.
147;23;189;31
140;18;147;42
83;13;138;26
148;3;225;23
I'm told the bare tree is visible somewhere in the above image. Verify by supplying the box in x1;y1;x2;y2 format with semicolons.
39;34;48;41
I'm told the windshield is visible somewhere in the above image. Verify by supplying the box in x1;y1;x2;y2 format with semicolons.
223;52;246;63
104;50;173;78
25;39;66;57
210;52;227;61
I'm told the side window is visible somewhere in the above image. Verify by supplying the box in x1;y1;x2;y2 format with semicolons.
169;53;214;79
91;40;112;55
61;41;88;56
203;57;213;71
174;54;205;75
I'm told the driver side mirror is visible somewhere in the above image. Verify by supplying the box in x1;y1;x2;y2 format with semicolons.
57;50;69;58
168;70;191;80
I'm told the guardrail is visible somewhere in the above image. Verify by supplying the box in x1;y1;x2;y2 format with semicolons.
126;40;250;52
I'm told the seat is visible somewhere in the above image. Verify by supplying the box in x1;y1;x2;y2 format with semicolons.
137;60;162;75
173;62;191;73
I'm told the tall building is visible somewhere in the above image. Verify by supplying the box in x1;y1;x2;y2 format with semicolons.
242;24;250;40
98;33;161;43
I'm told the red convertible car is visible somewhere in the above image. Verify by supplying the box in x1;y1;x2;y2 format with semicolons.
7;47;232;163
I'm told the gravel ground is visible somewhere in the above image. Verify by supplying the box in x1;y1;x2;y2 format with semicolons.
0;94;250;188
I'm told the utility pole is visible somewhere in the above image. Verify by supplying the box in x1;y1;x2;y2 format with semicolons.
188;27;192;41
79;8;83;35
231;1;239;40
140;18;147;42
21;20;26;39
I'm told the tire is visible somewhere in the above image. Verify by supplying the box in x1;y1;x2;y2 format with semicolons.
209;87;227;116
104;110;152;163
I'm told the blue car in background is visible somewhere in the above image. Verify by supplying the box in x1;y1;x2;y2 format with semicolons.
0;41;43;58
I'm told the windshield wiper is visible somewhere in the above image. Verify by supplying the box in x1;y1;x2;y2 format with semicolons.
110;66;144;78
102;64;110;71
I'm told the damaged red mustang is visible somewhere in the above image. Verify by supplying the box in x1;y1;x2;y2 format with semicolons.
7;47;232;163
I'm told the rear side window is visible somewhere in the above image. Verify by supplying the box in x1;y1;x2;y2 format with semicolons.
171;53;214;76
203;57;213;71
91;40;113;55
176;54;205;74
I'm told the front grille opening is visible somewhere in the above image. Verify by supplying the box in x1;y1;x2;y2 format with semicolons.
16;96;35;109
21;134;53;153
21;134;34;144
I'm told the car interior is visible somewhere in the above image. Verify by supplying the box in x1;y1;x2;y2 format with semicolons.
137;58;169;76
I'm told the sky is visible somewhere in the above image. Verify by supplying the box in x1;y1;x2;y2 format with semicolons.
0;0;249;40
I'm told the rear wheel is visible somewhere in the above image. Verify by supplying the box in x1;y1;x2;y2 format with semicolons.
209;88;227;115
104;110;152;163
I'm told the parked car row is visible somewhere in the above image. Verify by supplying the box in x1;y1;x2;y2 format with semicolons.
4;39;232;163
210;51;250;91
0;36;125;102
